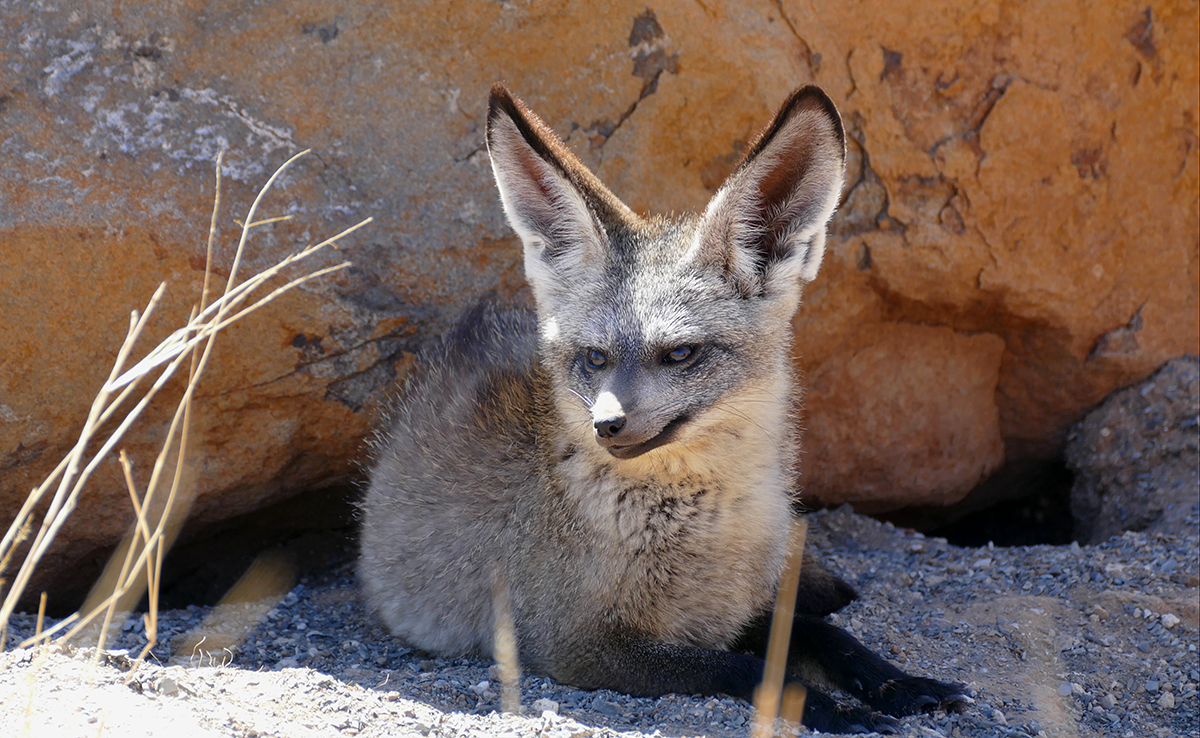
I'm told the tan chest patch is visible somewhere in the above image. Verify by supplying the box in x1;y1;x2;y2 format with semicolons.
566;461;792;648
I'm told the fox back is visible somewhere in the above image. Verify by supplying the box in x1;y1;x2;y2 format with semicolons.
360;81;849;692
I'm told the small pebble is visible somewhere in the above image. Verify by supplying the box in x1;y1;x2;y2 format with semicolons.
468;679;490;696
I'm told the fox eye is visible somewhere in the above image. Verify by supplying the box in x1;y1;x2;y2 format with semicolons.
663;346;694;364
585;349;608;370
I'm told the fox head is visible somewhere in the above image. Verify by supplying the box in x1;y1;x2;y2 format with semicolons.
486;84;844;468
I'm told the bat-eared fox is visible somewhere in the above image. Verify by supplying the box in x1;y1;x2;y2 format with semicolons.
359;83;966;733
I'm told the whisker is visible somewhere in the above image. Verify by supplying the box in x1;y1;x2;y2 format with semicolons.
565;387;594;409
709;401;779;444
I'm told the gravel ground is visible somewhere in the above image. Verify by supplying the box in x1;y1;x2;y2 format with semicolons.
2;506;1197;738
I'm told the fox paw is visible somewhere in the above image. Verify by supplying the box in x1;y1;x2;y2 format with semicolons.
803;690;901;734
868;676;969;717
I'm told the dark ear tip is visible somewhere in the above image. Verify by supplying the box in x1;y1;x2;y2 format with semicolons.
489;82;512;106
487;83;519;126
780;84;846;151
783;85;837;117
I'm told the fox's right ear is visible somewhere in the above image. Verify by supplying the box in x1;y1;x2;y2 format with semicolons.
689;86;845;306
486;84;638;305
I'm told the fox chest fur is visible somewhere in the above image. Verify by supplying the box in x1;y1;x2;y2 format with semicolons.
542;422;793;649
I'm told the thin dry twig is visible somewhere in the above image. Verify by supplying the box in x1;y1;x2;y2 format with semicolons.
751;518;809;738
1;291;165;643
1;149;370;663
492;566;523;714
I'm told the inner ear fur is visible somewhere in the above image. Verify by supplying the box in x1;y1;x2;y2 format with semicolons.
485;84;639;259
695;86;846;293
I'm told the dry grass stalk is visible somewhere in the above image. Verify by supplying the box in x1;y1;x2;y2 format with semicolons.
492;566;523;714
0;149;370;663
751;517;809;738
173;549;295;664
34;593;46;642
779;682;808;728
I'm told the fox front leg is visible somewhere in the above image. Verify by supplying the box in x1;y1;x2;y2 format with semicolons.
736;609;968;719
548;632;902;734
788;614;969;718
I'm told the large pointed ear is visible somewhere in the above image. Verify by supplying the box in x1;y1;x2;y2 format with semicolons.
486;84;639;304
689;86;845;301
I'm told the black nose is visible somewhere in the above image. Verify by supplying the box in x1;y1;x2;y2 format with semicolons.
594;416;626;438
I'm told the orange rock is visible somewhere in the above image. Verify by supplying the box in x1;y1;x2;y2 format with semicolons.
801;322;1006;512
788;0;1199;507
0;1;1196;598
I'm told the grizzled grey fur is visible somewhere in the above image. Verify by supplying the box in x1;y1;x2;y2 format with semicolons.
358;84;966;733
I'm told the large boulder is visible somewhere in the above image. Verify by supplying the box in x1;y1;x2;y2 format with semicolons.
1;1;1196;598
1066;356;1199;544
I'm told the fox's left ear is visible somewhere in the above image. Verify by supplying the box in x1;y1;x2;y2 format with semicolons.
485;84;640;309
689;86;845;300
